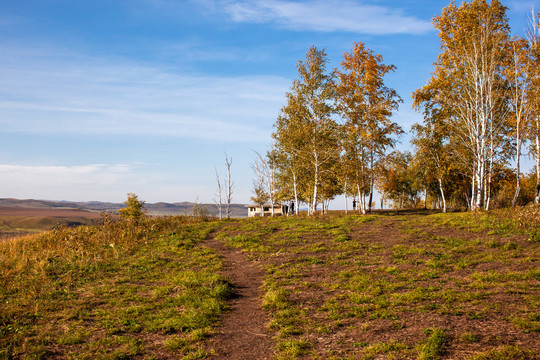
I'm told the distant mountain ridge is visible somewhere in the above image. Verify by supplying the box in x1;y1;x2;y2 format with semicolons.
0;198;248;217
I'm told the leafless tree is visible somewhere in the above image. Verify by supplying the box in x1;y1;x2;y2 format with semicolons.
251;154;269;215
254;149;278;216
214;168;223;219
224;152;234;219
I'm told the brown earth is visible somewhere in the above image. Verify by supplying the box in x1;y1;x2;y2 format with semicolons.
0;206;103;240
2;208;538;358
0;206;102;217
203;213;539;359
205;233;275;359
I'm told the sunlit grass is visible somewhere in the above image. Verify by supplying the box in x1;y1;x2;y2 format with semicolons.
2;208;539;359
0;216;231;359
214;210;539;359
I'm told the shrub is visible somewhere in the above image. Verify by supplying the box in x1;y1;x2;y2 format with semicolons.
118;193;147;221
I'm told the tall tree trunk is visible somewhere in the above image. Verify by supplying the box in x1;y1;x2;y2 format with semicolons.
292;172;299;215
512;134;521;207
485;135;494;211
344;181;348;214
357;184;366;215
470;176;475;211
225;153;233;219
438;178;447;213
311;152;319;216
536;118;540;203
269;163;275;217
368;147;374;213
215;168;223;219
474;142;485;211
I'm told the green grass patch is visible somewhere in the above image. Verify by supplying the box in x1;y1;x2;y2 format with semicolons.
2;210;539;358
468;345;537;359
417;328;448;360
0;216;231;359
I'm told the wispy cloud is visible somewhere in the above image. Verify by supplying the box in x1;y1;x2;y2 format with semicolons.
0;164;129;180
0;164;134;201
0;44;289;142
221;0;432;34
0;163;224;203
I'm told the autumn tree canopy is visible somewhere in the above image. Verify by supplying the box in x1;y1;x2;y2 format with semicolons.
260;0;540;213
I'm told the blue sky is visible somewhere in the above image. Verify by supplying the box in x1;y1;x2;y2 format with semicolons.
0;0;538;204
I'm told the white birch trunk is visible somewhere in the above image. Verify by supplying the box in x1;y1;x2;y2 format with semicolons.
269;164;275;217
292;171;299;215
344;181;348;214
485;131;494;211
312;153;319;216
438;178;446;213
357;184;366;215
512;135;521;207
368;147;374;213
536;118;540;203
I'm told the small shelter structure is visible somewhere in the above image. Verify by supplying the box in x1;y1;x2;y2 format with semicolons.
246;204;288;217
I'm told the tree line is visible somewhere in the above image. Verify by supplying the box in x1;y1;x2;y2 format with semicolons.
251;0;540;215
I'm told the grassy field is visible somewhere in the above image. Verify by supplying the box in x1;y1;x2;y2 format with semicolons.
0;216;232;359
1;208;539;359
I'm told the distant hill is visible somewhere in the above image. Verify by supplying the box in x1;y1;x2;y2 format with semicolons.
0;198;248;217
145;201;248;217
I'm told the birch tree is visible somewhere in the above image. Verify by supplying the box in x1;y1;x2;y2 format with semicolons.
378;151;419;209
411;122;451;212
526;9;540;203
506;37;535;206
335;42;402;213
252;149;278;216
273;100;307;215
272;46;338;215
251;155;269;216
414;0;511;211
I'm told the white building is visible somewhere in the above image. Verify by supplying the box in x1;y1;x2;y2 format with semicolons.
246;204;287;217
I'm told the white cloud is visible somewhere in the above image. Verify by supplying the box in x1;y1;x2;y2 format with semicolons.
0;163;244;203
0;164;129;180
0;44;289;142
222;0;432;34
0;164;135;201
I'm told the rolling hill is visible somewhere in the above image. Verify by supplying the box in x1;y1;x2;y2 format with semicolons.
0;198;248;217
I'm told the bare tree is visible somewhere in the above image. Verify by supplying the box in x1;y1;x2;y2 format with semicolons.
224;152;234;219
214;152;234;219
214;168;223;219
251;154;269;215
253;149;278;216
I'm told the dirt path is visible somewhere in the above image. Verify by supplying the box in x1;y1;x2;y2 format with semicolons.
205;235;274;359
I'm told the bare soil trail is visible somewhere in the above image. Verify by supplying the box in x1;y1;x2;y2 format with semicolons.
205;232;274;360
